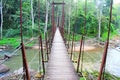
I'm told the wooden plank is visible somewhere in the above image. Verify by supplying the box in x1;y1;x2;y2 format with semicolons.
44;28;79;80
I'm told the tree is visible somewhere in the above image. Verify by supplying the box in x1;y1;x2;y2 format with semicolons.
95;0;105;39
0;0;3;39
31;0;34;36
44;0;49;39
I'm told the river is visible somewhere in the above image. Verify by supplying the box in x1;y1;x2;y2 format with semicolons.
106;48;120;77
0;47;120;78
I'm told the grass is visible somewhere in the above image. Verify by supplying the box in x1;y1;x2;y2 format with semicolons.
0;38;20;48
0;37;37;48
90;71;120;80
80;77;86;80
101;30;118;41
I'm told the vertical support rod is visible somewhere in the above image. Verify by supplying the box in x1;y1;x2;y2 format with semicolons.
80;37;84;72
68;31;70;49
20;0;23;43
40;35;45;75
38;0;40;32
70;32;74;60
52;2;55;40
38;0;42;75
68;0;72;49
77;36;83;73
61;1;65;39
38;36;41;74
77;0;87;73
21;43;30;80
45;33;49;61
98;0;113;80
20;0;30;79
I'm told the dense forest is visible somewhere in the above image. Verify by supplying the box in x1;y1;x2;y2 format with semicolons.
0;0;120;45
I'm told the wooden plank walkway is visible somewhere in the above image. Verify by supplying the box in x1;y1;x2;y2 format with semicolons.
44;28;79;80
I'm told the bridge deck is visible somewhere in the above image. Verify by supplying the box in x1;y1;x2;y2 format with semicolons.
44;28;79;80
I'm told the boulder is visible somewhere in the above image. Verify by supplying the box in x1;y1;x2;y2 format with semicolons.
0;64;10;73
0;49;2;51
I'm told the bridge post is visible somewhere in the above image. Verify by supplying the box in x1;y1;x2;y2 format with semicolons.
39;35;45;75
98;0;113;80
61;1;65;39
20;0;30;79
21;42;30;80
52;2;55;41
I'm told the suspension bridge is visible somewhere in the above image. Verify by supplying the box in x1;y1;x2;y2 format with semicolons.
44;28;79;80
0;0;115;80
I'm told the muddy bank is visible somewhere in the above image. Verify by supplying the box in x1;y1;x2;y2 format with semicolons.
68;45;98;52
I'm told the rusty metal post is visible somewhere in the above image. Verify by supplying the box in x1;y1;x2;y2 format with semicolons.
38;0;40;32
21;43;30;80
20;0;23;43
61;1;65;39
70;32;74;60
52;2;55;40
77;36;83;73
39;35;45;75
20;0;30;80
98;0;113;80
45;33;49;61
67;31;70;49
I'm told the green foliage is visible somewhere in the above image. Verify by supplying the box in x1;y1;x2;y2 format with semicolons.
5;29;19;37
91;71;120;80
80;77;85;80
1;0;120;46
0;38;20;48
2;0;47;38
101;32;108;41
70;0;119;40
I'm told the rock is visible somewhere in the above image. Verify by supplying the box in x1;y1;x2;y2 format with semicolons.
0;64;10;73
0;46;6;49
0;49;2;51
14;67;37;76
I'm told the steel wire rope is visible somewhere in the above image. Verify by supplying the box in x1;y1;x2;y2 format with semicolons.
18;51;39;80
0;38;37;65
18;71;25;80
79;43;120;80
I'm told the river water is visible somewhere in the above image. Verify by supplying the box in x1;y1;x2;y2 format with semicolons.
106;48;120;77
0;49;40;78
0;48;120;78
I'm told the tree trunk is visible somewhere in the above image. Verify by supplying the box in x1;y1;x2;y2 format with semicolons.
98;10;102;39
0;0;3;39
68;0;71;37
44;0;49;39
31;0;34;36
